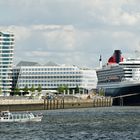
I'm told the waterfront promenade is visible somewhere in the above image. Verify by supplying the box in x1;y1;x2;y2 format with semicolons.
0;95;112;111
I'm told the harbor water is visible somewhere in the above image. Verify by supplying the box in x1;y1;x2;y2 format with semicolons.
0;106;140;140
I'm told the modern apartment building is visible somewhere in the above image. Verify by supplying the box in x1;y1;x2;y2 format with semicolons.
12;61;97;93
0;32;14;95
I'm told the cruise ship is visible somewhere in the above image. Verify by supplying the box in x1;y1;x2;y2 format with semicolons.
96;50;140;105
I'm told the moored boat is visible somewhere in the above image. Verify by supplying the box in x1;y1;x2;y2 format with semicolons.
0;111;43;122
96;50;140;105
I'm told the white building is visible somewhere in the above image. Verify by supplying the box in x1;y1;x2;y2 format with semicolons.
12;61;97;94
81;69;97;90
0;32;14;95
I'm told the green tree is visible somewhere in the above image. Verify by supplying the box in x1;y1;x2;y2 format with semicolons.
14;86;20;95
75;85;79;93
99;88;105;96
57;85;69;94
37;85;42;96
57;86;65;94
64;85;68;94
30;85;35;97
23;85;29;95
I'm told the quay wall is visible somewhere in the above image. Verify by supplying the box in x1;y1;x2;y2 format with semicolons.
0;97;113;111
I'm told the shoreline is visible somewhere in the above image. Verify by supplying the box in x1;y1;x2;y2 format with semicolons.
0;97;113;111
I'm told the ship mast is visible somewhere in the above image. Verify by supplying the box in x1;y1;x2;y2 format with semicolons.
99;55;102;69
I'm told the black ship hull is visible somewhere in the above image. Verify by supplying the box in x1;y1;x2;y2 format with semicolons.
98;82;140;106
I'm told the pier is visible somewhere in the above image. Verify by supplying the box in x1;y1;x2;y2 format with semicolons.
0;96;113;111
112;93;140;106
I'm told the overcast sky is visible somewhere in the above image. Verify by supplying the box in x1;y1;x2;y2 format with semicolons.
0;0;140;68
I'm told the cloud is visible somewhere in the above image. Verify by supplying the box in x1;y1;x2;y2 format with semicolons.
1;0;140;27
83;0;140;26
1;23;140;67
1;0;140;67
0;25;31;41
32;25;62;31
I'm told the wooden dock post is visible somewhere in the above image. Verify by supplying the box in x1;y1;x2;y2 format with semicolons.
46;99;48;110
63;98;64;109
93;98;95;107
106;98;108;107
101;97;103;107
53;99;55;109
44;99;46;110
56;100;58;109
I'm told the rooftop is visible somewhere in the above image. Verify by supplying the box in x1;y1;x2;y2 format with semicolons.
16;61;40;67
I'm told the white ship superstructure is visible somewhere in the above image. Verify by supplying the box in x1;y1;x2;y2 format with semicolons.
120;58;140;81
97;58;140;90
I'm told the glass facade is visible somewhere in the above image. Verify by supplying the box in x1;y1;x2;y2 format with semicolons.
0;32;14;95
12;64;97;91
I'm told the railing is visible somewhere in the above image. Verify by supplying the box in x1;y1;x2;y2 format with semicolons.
112;93;140;99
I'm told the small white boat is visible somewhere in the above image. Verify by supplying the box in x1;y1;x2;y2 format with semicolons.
0;111;43;122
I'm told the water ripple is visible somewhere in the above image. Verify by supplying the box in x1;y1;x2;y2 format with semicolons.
0;107;140;140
